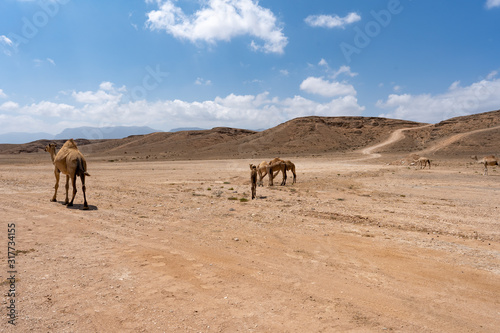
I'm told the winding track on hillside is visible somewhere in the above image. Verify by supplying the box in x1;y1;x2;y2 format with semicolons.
417;124;500;155
359;123;500;160
357;124;431;160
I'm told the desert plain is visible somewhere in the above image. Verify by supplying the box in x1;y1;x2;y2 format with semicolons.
1;114;500;332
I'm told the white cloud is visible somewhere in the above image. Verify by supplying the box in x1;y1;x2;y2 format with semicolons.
486;0;500;9
315;60;357;79
332;65;357;79
486;70;498;79
0;81;366;134
34;58;56;67
300;76;356;97
146;0;288;54
0;101;19;111
281;95;364;119
0;89;7;99
195;77;212;86
0;35;13;46
72;82;123;104
0;114;46;134
305;12;361;29
21;101;77;118
99;81;115;91
377;75;500;123
0;35;14;56
279;69;289;76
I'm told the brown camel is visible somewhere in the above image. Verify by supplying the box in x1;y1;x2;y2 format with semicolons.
474;155;498;176
45;139;90;209
250;164;257;199
266;161;287;186
269;157;297;184
414;157;431;169
256;161;269;187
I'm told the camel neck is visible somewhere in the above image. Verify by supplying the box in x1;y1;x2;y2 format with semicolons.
49;149;57;163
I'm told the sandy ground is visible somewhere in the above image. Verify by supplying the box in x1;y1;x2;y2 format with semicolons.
1;152;499;332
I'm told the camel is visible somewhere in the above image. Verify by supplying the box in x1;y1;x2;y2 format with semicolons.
256;161;269;187
473;155;498;176
45;139;90;209
250;164;257;199
266;161;287;186
414;157;431;169
269;158;297;184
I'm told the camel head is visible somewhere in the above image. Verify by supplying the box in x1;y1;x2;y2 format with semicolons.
249;164;256;170
44;143;58;162
44;143;57;154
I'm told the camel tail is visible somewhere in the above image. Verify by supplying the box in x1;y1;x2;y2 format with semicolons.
76;158;90;177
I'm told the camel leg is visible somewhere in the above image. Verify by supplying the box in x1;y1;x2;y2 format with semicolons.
81;174;89;210
68;174;77;206
484;164;488;176
281;168;287;186
51;169;60;202
268;167;273;186
292;170;296;184
258;170;266;187
64;175;70;205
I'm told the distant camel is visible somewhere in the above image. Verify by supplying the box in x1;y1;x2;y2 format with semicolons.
267;161;287;186
414;157;431;169
45;139;90;209
250;164;257;199
269;158;297;184
473;155;498;176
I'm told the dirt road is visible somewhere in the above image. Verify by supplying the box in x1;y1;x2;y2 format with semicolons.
1;153;499;332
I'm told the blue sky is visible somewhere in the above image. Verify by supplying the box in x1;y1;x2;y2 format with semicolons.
1;0;500;136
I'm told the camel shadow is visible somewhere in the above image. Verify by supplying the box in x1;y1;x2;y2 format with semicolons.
65;203;98;211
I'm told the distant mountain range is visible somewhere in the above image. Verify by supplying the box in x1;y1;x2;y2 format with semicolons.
0;126;161;144
169;127;206;132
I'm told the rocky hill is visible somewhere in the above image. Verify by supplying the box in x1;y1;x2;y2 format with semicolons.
1;110;499;160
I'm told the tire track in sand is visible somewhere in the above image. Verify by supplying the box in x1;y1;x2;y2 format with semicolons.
417;124;500;155
357;124;432;160
358;123;500;160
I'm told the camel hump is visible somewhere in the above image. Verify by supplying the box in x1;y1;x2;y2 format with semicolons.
62;139;78;150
